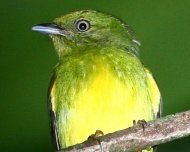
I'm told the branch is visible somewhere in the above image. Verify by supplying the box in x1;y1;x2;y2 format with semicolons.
58;110;190;152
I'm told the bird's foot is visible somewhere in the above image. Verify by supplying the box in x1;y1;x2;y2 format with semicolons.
133;120;150;152
133;119;147;132
88;130;104;143
88;130;104;151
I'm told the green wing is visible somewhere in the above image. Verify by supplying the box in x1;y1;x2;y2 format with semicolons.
48;75;60;150
146;68;162;119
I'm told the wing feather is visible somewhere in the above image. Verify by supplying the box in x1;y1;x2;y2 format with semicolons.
145;69;162;118
48;75;60;150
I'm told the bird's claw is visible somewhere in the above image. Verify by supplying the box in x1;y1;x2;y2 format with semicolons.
88;130;104;151
133;119;147;132
88;130;104;143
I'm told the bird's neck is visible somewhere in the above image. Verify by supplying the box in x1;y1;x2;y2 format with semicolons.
57;43;139;61
53;34;139;59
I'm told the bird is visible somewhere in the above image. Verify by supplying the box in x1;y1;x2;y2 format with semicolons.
32;10;162;151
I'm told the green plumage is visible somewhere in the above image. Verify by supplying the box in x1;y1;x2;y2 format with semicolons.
32;10;161;151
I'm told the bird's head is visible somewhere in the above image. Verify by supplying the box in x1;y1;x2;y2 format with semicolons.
32;10;139;57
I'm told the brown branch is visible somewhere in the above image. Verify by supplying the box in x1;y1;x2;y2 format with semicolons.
58;110;190;152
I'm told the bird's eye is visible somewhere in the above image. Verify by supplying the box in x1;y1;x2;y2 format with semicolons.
76;20;90;32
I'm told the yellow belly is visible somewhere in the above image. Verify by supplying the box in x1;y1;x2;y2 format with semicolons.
65;64;154;146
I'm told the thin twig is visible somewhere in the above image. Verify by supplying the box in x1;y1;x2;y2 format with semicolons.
58;110;190;152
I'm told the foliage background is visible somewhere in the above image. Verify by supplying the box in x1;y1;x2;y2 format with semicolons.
1;0;190;151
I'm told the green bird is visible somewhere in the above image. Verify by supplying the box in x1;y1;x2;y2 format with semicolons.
32;10;162;151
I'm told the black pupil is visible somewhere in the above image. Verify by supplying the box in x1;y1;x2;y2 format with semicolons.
79;22;87;31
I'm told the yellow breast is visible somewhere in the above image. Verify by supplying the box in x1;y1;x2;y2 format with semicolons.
65;62;154;146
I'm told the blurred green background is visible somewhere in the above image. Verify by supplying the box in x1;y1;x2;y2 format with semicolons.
1;0;190;151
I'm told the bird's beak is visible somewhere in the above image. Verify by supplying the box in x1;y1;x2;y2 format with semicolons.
32;23;68;36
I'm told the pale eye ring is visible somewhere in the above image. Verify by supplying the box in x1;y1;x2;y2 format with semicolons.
76;20;90;32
